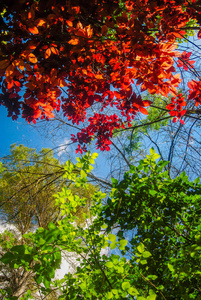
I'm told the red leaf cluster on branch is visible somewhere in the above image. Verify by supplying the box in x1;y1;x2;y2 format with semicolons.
72;113;122;151
188;80;201;107
166;93;187;124
0;0;201;151
177;51;195;71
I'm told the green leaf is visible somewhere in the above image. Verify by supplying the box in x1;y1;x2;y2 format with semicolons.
46;267;55;278
105;261;113;268
80;169;87;179
137;243;145;253
0;162;5;173
43;277;50;289
149;190;157;196
110;242;117;249
91;152;98;159
111;178;118;185
140;259;147;265
168;263;174;272
48;222;57;230
150;148;155;155
112;289;118;295
119;239;128;250
142;251;152;258
38;238;46;245
147;275;158;280
122;281;131;291
147;294;157;300
149;148;160;160
128;287;139;296
54;250;61;261
108;234;116;242
11;245;25;254
117;266;124;273
194;177;200;184
36;275;42;285
106;291;113;299
1;251;14;264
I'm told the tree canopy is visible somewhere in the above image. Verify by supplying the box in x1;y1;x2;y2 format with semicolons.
1;151;201;299
0;144;99;230
2;1;201;299
0;146;98;298
0;144;63;232
0;0;201;152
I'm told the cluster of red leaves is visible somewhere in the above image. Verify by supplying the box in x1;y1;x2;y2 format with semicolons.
0;0;201;151
188;80;201;107
177;51;195;71
72;113;122;152
166;93;187;124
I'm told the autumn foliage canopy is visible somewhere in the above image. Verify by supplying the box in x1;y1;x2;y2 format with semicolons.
0;0;201;152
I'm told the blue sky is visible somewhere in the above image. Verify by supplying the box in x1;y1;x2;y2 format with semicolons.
0;105;54;157
0;105;110;179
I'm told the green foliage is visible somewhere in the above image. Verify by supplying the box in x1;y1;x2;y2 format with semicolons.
0;144;63;232
103;149;201;299
140;94;170;132
0;145;98;231
0;147;98;299
0;230;16;250
1;150;201;299
0;162;5;173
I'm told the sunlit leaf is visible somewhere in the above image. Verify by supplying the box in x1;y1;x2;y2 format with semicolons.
68;38;79;45
105;261;113;268
28;53;37;64
45;48;51;59
6;65;14;77
28;26;39;34
108;234;116;242
122;282;130;291
137;243;145;253
139;106;148;115
35;18;46;27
